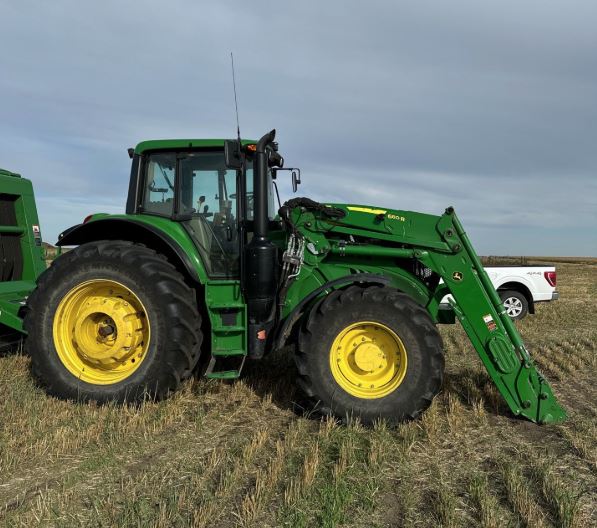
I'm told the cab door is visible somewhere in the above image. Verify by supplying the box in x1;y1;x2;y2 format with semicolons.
178;152;241;278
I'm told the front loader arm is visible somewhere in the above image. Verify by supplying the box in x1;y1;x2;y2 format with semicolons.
420;208;566;424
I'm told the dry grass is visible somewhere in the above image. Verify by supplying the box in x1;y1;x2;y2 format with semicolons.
0;259;595;527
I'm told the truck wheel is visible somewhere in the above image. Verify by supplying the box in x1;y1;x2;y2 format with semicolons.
296;286;444;425
25;241;202;403
499;290;528;320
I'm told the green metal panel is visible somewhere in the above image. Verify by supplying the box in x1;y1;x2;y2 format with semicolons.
0;170;46;333
0;170;46;281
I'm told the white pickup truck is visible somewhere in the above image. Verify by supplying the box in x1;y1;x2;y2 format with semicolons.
442;266;559;320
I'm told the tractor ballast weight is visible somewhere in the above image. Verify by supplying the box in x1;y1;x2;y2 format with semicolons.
5;131;566;425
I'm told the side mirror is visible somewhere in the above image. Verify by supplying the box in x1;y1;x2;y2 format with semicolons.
272;167;302;192
224;140;243;169
292;169;301;193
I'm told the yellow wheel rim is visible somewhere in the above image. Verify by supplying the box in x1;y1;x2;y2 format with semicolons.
53;279;151;385
330;321;407;399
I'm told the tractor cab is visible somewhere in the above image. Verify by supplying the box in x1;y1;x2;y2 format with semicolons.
125;138;282;279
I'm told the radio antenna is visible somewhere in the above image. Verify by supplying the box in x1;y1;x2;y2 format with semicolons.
230;52;241;143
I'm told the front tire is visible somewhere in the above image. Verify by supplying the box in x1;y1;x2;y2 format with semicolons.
296;286;444;425
25;241;203;403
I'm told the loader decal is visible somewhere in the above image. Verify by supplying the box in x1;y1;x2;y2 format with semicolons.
483;314;497;332
347;206;387;215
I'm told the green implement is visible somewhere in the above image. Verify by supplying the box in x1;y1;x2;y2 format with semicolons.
0;169;46;349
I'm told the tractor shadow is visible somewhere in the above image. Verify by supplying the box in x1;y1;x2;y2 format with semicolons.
0;330;24;357
242;345;307;415
244;352;517;422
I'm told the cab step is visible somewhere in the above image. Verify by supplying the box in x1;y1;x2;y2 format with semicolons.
209;302;246;309
204;354;246;379
206;370;242;380
212;326;245;333
211;349;246;357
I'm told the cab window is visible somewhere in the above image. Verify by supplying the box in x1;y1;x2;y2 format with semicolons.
141;153;175;216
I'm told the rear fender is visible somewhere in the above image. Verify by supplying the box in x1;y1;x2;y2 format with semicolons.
57;218;206;285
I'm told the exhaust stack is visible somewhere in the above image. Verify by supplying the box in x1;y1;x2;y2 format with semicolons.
243;130;278;357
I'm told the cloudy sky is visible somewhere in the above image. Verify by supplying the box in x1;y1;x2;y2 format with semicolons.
1;1;595;255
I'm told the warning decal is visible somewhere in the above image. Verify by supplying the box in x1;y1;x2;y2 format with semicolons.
32;224;42;246
483;314;497;332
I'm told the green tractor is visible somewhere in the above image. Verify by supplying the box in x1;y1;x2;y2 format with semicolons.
1;131;566;425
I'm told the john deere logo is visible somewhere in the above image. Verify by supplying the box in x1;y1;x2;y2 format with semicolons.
452;271;463;281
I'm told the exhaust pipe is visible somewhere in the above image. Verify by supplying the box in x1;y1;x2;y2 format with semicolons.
253;129;276;240
244;130;278;358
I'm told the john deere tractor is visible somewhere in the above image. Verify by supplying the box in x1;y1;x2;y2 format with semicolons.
1;131;566;425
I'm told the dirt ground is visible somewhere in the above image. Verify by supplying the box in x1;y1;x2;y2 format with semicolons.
0;259;595;527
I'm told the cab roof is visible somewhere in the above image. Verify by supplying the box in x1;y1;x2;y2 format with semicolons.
134;138;256;154
0;168;20;178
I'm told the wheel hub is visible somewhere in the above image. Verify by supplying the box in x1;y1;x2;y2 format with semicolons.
97;321;116;338
71;296;145;364
353;343;386;373
330;321;407;399
503;297;523;317
53;279;150;385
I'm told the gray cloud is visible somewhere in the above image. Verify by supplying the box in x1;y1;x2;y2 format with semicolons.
1;0;595;255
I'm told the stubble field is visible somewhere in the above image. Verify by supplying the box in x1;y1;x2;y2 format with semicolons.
0;259;595;527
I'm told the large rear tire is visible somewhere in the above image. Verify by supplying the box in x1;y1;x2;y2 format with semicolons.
25;241;202;403
296;285;444;425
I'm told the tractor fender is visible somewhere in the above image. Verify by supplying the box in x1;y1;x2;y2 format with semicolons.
56;218;202;284
273;273;391;351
